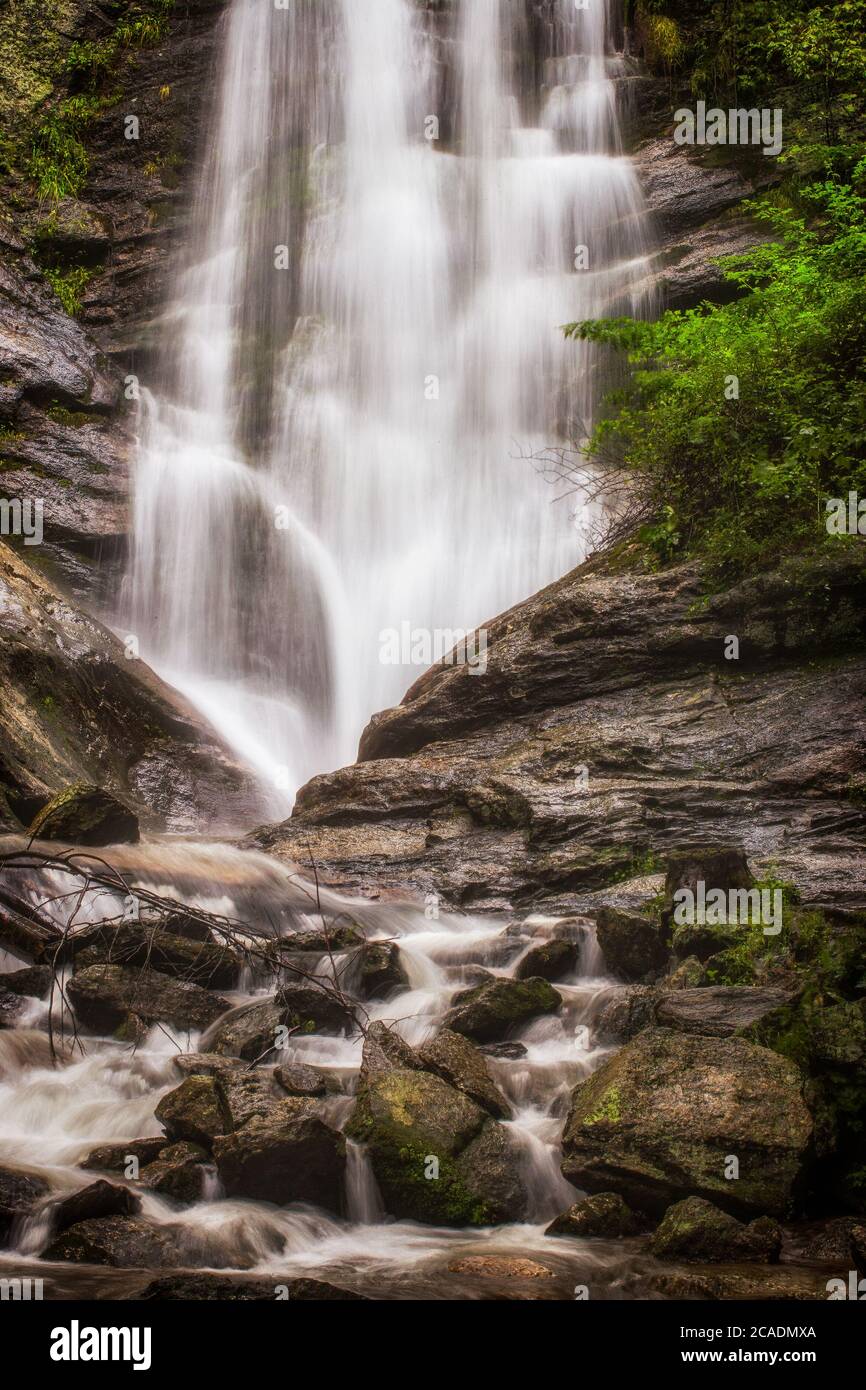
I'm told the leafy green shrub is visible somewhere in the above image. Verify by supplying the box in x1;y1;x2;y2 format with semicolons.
43;265;93;316
564;176;866;578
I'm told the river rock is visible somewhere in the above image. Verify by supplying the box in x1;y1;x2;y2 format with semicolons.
443;977;561;1042
560;1027;813;1218
29;784;140;846
0;986;25;1027
49;1180;140;1234
514;938;577;982
67;964;228;1036
545;1191;641;1239
214;1069;285;1130
0;965;52;997
81;1138;167;1173
71;922;241;990
595;907;669;980
655;987;795;1038
350;941;409;1000
172;1053;244;1078
447;1255;554;1279
41;1216;181;1268
0;1166;49;1241
212;1098;346;1211
155;1076;226;1149
140;1143;210;1205
273;1061;329;1097
595;984;659;1041
650;1196;783;1263
419;1028;511;1119
358;1020;425;1084
346;1065;526;1226
202;999;286;1061
136;1273;364;1300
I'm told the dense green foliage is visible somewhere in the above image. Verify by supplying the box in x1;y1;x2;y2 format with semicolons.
573;2;866;578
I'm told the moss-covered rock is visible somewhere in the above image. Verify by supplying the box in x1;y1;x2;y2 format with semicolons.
212;1098;346;1212
418;1028;511;1119
140;1142;209;1205
29;783;139;845
443;976;561;1042
561;1026;813;1218
514;937;578;982
649;1196;782;1263
346;1065;526;1226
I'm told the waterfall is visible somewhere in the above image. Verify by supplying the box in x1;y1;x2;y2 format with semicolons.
130;0;652;812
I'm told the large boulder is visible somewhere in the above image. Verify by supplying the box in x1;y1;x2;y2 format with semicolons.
28;784;139;846
81;1138;166;1173
655;987;795;1039
0;1166;48;1242
71;922;241;990
212;1098;346;1212
649;1196;783;1263
443;977;561;1043
1;965;53;997
419;1029;511;1120
560;1027;813;1218
595;984;660;1042
213;1069;285;1131
41;1216;181;1268
67;964;228;1037
595;908;669;981
545;1192;640;1239
358;1020;425;1084
273;1061;330;1097
155;1076;226;1149
346;1058;526;1226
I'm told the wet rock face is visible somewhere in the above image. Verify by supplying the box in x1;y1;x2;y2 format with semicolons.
560;1027;813;1219
655;987;795;1039
649;1197;783;1264
0;541;261;834
418;1029;511;1120
254;544;866;917
70;920;241;990
545;1191;641;1239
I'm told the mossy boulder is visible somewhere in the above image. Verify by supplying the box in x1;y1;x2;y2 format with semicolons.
202;999;286;1062
275;983;357;1036
29;784;139;846
595;907;669;981
419;1028;511;1119
561;1027;813;1218
443;976;561;1043
155;1076;226;1149
649;1196;782;1263
514;938;578;982
545;1191;640;1239
41;1216;181;1268
346;1049;526;1226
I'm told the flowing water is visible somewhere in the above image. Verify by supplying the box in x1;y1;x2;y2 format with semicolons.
0;840;663;1299
1;1;668;1300
129;0;652;808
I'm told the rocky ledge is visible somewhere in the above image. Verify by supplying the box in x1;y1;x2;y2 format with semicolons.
252;541;866;916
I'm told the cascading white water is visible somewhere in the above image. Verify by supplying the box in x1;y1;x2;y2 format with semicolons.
130;0;651;811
